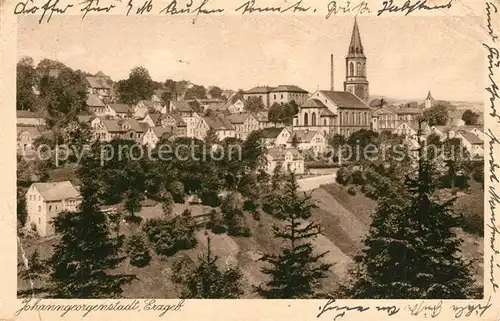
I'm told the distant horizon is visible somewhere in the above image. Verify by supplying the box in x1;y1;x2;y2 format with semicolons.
18;15;484;102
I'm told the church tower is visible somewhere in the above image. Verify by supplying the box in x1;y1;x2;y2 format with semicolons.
344;18;369;101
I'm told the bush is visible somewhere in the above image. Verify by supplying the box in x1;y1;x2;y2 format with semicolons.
351;170;365;185
124;215;143;224
336;167;351;185
143;216;197;257
473;166;484;185
347;186;357;196
127;234;151;268
252;211;261;221
200;190;221;207
211;224;227;234
243;199;255;211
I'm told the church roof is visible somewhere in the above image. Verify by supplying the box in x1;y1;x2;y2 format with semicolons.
319;90;370;109
347;18;366;59
301;99;327;108
426;90;434;100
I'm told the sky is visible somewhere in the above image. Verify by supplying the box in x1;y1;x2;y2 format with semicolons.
18;14;485;102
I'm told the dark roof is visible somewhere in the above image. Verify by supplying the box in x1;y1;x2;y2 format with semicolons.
227;113;250;124
397;107;422;115
17;110;39;118
288;130;321;143
347;18;366;59
460;131;483;145
86;76;111;89
109;104;132;114
267;147;303;160
160;113;187;126
32;181;81;201
245;86;276;94
260;127;286;138
203;116;234;130
271;85;308;93
319;91;370;109
172;101;194;113
147;113;162;125
301;99;327;108
87;94;105;107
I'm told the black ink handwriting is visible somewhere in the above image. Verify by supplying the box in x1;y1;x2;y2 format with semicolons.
375;305;400;316
159;0;193;15
14;0;40;15
136;0;153;14
377;0;452;16
317;299;370;320
39;0;73;24
80;0;116;19
281;0;311;13
191;0;224;24
235;0;282;14
486;2;498;43
484;43;500;123
486;129;500;292
405;300;442;318
451;297;492;318
326;0;371;19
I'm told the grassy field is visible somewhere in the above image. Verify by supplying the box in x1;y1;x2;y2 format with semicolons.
17;182;484;298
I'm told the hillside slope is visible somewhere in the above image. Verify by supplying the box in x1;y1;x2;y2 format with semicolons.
18;183;483;298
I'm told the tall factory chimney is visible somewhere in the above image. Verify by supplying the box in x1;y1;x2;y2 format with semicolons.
330;54;334;92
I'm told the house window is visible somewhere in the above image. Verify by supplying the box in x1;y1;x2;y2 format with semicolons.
323;119;327;126
281;94;283;99
49;205;52;211
304;112;309;126
311;112;317;126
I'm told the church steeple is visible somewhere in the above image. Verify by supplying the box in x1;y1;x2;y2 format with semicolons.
344;18;369;101
347;17;365;58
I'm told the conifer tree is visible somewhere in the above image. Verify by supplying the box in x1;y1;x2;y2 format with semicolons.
172;237;244;298
46;143;135;298
342;120;476;299
256;173;331;298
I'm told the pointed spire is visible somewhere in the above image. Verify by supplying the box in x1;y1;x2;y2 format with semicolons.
347;17;365;58
426;90;433;100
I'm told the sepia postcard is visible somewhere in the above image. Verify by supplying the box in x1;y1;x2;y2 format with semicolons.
0;0;499;319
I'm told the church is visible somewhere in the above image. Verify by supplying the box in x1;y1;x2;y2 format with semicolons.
293;18;372;137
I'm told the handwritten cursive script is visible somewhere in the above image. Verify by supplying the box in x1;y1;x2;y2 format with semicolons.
80;0;116;19
486;128;500;292
235;0;311;15
14;0;73;23
451;297;492;318
191;0;224;24
377;0;452;16
326;0;371;19
317;299;369;320
405;300;442;318
486;2;498;43
484;43;500;123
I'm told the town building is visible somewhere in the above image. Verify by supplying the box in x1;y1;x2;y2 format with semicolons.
143;127;177;149
424;91;435;109
288;129;328;155
226;112;259;140
17;126;43;154
195;116;236;141
25;181;82;237
243;86;275;108
158;113;188;137
260;127;292;147
456;131;484;157
85;73;113;102
265;147;305;175
16;110;46;127
170;101;202;138
371;106;398;132
269;85;309;106
108;104;132;119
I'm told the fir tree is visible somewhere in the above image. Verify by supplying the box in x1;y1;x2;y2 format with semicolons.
172;237;244;298
342;120;477;299
256;172;331;298
46;143;135;298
